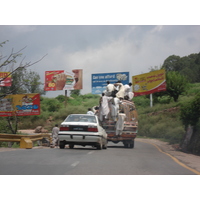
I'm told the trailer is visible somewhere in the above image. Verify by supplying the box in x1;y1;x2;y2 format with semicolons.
98;99;138;148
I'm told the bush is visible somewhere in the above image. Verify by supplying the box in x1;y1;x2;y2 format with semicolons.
41;97;63;112
164;126;185;144
55;95;66;103
0;118;8;133
134;96;150;108
138;111;185;144
180;93;200;127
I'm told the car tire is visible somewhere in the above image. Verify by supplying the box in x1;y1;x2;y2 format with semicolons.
96;141;102;150
59;141;65;149
103;141;107;149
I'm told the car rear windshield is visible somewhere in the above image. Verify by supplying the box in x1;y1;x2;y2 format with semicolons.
65;115;97;123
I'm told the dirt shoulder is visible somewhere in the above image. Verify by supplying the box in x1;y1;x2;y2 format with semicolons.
136;138;200;174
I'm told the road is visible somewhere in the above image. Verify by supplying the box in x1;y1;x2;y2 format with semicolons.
0;140;197;175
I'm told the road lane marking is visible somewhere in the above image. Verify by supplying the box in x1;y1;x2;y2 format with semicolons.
87;151;94;155
71;161;80;167
138;140;200;175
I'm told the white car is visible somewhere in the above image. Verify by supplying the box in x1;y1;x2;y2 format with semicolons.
58;114;107;150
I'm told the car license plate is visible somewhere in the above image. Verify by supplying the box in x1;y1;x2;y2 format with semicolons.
69;126;87;131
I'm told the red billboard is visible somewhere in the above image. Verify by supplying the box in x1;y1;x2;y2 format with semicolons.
45;69;83;91
0;72;12;86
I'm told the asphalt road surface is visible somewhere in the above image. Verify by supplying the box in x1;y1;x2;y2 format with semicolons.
0;141;197;175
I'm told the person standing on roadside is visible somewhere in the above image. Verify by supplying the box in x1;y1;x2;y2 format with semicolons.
52;124;59;148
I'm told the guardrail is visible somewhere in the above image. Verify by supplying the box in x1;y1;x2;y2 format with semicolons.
0;133;52;149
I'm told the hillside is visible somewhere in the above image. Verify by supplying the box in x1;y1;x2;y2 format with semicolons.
1;83;200;155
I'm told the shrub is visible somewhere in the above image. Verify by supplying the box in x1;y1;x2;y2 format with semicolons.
134;96;150;108
55;95;66;103
138;110;185;144
0;118;9;133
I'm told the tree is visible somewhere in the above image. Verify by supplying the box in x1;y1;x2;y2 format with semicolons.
162;53;200;83
0;40;46;98
162;55;181;71
165;71;189;102
180;93;200;153
0;40;46;134
23;69;45;94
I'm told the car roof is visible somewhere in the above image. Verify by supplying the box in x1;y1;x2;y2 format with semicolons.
69;114;95;116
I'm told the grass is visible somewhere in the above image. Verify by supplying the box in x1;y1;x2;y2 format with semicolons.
135;87;199;145
1;84;200;149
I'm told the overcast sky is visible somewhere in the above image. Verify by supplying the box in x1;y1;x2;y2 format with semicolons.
0;12;200;97
0;25;200;97
1;25;200;97
1;0;200;98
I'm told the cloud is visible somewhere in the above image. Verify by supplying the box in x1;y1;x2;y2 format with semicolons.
1;25;200;97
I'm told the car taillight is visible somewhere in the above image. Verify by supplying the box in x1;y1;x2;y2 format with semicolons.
60;126;69;131
88;126;98;132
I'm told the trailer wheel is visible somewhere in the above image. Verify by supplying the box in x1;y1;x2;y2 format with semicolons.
130;140;134;148
123;140;134;148
69;144;74;149
123;141;129;148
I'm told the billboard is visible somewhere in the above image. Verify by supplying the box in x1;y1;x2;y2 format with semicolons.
92;72;129;94
0;72;12;86
0;93;40;117
132;69;166;96
45;69;83;91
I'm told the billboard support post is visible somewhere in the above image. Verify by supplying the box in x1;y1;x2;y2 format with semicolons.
150;93;153;107
65;90;67;108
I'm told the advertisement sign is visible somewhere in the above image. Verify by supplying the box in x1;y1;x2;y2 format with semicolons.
45;69;83;91
0;93;40;117
92;72;129;94
132;69;166;96
0;72;12;86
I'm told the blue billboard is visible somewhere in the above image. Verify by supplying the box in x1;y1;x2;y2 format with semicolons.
91;72;129;94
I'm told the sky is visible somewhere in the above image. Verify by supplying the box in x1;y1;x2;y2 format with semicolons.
1;2;200;98
1;25;200;97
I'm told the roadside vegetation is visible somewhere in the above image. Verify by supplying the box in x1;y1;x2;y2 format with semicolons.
1;41;200;155
1;84;200;154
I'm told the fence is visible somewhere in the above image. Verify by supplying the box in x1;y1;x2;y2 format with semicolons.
0;133;52;149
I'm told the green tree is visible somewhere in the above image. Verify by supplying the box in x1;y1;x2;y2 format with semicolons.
23;69;45;95
0;40;46;134
162;55;181;71
180;93;200;153
180;93;200;128
165;71;189;102
162;53;200;83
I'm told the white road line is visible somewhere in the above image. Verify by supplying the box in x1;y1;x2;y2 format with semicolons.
71;161;80;167
87;151;94;155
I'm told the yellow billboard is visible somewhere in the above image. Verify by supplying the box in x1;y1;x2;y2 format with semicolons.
0;93;40;117
132;69;166;96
